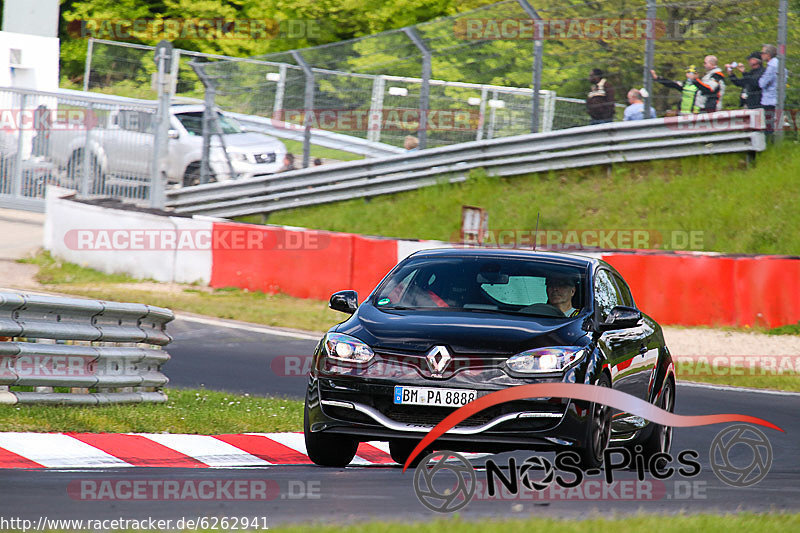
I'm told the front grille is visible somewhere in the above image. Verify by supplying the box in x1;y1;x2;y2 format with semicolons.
384;405;494;427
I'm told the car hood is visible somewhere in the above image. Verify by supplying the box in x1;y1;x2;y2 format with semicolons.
222;132;284;152
336;304;590;355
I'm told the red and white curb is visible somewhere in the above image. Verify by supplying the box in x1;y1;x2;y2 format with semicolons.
0;432;484;469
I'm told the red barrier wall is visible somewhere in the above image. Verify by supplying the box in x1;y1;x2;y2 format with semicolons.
210;222;398;301
208;220;800;328
603;253;800;328
350;235;400;299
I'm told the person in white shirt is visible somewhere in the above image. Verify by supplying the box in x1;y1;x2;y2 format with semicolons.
623;89;657;121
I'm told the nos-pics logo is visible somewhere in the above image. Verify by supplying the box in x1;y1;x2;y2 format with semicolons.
412;424;773;513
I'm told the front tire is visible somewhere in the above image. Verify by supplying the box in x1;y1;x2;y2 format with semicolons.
389;439;432;468
303;403;358;467
183;162;216;187
576;372;612;470
639;377;675;470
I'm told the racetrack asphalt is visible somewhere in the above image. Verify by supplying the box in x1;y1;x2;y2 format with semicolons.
0;317;797;525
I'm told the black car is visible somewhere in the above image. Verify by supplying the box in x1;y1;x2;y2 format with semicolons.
304;248;676;469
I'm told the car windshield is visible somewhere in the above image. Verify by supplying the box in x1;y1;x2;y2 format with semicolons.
175;111;243;135
373;256;587;318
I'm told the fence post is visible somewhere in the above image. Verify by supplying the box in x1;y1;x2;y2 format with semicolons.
776;0;788;143
150;42;173;208
517;0;543;133
11;94;26;199
403;28;431;150
80;103;92;197
190;62;215;185
643;0;656;119
83;39;94;93
170;49;181;94
292;51;314;168
476;86;488;141
488;90;498;139
273;63;287;120
368;75;386;142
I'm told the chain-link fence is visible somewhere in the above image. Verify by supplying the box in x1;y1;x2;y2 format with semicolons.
0;87;158;209
80;0;796;165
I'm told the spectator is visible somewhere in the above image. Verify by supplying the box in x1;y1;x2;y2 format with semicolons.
726;52;764;109
651;66;701;115
623;89;657;121
313;158;323;166
404;135;419;151
586;68;615;124
280;153;296;172
691;55;726;112
759;44;780;134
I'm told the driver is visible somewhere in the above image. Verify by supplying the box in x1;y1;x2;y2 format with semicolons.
546;274;580;317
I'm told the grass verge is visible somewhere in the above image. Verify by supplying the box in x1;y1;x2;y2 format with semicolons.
677;364;800;392
281;139;364;162
275;514;799;532
19;251;339;333
0;388;303;434
266;144;800;255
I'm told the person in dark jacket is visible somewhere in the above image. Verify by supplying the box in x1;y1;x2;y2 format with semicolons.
586;68;615;124
651;66;701;115
726;52;764;109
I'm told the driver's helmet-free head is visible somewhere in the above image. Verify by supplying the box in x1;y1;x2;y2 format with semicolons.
545;272;578;288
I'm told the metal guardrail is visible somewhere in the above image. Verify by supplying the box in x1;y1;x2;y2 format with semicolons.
228;112;406;159
166;109;767;218
0;292;173;405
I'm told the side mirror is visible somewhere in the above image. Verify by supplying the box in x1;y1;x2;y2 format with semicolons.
168;129;179;139
596;306;642;333
329;290;358;314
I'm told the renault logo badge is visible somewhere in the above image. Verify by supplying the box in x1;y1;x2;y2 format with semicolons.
426;346;452;376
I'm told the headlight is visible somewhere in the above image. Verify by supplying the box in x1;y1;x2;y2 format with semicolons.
505;347;585;373
229;152;249;162
324;333;374;363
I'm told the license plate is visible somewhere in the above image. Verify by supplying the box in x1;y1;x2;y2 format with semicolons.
393;386;477;407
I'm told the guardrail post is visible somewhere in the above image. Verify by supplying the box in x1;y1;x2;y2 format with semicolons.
403;28;431;150
776;0;788;143
643;0;656;119
517;0;543;133
292;51;314;168
368;75;386;143
273;63;287;121
83;38;94;93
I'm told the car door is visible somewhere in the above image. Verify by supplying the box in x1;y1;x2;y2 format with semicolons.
612;272;659;404
112;110;154;178
593;268;651;433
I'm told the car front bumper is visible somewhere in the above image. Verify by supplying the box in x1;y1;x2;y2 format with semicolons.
305;371;596;452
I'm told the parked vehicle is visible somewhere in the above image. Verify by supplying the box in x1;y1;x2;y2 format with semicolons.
47;104;287;193
304;248;676;469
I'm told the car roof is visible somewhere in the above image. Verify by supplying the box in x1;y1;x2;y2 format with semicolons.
406;247;601;267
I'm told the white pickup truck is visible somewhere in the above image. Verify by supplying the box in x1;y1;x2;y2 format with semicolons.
48;104;287;192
